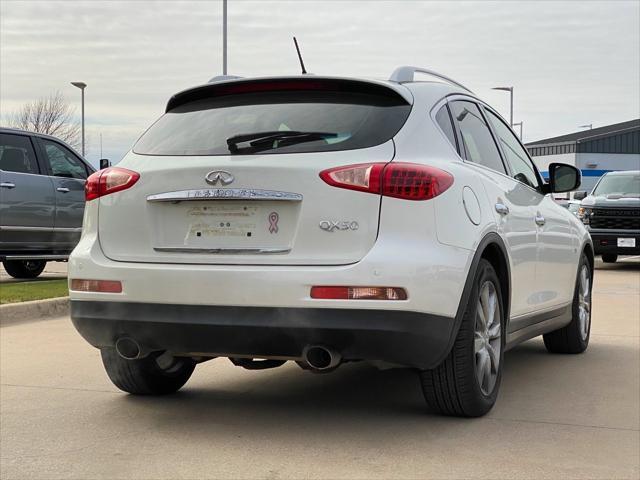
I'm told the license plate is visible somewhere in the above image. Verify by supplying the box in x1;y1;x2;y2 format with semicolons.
617;238;636;248
186;204;260;238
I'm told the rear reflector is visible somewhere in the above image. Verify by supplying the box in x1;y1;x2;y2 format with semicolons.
85;167;140;201
70;279;122;293
310;286;407;300
320;162;453;200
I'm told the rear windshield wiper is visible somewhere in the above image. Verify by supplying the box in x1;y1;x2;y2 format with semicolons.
227;131;337;154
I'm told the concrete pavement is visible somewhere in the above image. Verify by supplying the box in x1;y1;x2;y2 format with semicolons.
1;259;638;479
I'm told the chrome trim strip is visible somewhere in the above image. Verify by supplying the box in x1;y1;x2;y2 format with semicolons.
3;254;69;260
0;225;54;232
147;189;303;203
0;226;82;232
0;226;52;232
153;247;291;255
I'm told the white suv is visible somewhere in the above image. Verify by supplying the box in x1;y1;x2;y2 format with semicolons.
69;67;593;417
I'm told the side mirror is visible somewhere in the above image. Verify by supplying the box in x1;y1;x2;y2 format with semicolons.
548;163;581;193
99;158;111;170
573;191;587;200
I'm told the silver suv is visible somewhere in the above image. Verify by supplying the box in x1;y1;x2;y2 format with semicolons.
0;128;95;278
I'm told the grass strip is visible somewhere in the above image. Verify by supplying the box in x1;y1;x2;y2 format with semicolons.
0;279;69;305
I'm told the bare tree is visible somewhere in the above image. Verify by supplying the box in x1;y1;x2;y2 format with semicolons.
8;92;80;149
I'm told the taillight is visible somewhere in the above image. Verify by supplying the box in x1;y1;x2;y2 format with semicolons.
85;167;140;201
319;162;453;200
310;286;407;300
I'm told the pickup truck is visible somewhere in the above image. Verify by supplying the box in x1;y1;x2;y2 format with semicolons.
0;128;96;278
576;170;640;262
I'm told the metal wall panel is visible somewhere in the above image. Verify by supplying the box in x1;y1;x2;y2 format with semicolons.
577;130;640;154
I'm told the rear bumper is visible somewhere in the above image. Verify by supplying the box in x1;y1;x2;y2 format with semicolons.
68;215;470;319
70;301;455;369
589;230;640;255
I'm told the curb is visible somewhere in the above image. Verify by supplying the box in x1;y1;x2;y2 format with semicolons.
0;297;69;326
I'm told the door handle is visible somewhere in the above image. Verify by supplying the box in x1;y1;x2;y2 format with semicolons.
535;213;546;226
56;187;70;193
495;203;509;215
0;182;16;189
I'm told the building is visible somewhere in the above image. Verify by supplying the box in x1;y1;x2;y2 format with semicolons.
526;119;640;194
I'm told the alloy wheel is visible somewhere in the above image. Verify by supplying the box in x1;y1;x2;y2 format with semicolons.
474;281;502;396
578;265;591;341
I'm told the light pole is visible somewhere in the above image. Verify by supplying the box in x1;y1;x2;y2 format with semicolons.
222;0;227;75
492;86;513;127
71;82;87;157
512;121;523;140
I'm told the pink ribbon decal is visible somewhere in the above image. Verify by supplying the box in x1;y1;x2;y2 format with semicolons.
268;212;279;234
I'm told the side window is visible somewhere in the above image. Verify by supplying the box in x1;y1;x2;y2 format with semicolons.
449;101;506;174
485;109;540;190
435;105;457;152
40;139;88;180
0;133;40;175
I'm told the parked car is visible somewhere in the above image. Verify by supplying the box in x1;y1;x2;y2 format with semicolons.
69;68;592;417
0;128;95;278
576;170;640;262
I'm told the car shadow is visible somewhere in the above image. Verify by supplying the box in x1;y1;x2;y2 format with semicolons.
595;256;640;271
122;361;429;422
110;337;630;434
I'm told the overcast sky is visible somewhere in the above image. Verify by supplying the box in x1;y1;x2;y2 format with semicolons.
1;0;639;166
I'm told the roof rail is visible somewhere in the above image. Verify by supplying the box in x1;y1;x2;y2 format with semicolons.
208;75;243;84
389;66;473;93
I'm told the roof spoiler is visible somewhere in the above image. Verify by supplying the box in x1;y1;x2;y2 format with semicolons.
165;76;412;112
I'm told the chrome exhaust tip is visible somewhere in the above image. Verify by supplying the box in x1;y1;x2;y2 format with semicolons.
115;337;146;360
303;345;341;371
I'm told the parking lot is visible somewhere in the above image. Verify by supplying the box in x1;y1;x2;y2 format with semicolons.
1;258;638;479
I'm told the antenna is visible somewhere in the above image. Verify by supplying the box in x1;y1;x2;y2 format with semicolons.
293;37;307;74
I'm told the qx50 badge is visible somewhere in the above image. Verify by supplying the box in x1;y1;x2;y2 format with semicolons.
319;220;359;232
205;170;234;186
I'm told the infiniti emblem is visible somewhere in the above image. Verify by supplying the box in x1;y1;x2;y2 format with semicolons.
205;170;234;186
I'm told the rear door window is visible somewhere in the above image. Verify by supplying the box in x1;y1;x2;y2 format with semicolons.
134;90;411;156
485;109;541;190
449;101;507;174
0;133;40;174
39;139;88;179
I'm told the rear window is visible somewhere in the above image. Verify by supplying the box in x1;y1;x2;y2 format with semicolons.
133;91;411;156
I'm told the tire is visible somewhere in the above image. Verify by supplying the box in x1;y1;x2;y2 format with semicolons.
419;259;505;417
543;253;592;354
2;260;46;279
101;348;196;395
601;253;617;263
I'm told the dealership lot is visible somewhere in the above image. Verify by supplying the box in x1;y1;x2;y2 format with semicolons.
1;258;638;479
